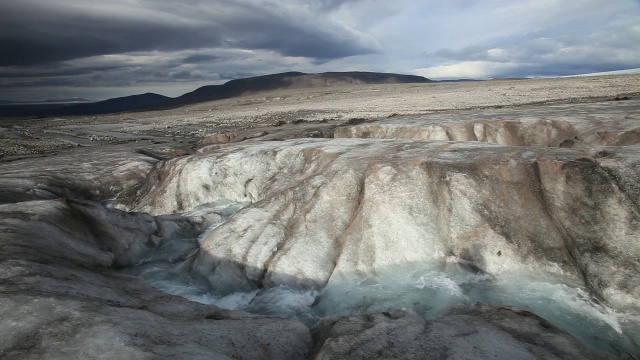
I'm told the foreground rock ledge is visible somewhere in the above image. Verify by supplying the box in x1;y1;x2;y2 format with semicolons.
0;198;311;359
311;305;616;359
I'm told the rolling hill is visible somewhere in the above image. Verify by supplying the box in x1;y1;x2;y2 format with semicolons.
0;72;432;117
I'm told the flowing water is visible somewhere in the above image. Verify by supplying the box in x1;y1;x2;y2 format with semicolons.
121;202;640;357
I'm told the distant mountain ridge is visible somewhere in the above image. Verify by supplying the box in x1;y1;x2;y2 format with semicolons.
0;71;432;117
0;98;95;105
156;71;433;109
0;93;170;117
55;93;170;116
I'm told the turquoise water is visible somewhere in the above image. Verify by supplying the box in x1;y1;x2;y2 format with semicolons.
121;203;640;357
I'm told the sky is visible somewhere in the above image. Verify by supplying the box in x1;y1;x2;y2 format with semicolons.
1;0;639;101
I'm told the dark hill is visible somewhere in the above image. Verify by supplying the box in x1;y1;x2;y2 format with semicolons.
55;93;170;116
0;72;432;117
0;93;170;117
154;71;433;109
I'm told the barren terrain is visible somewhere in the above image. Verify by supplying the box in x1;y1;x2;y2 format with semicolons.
1;74;640;359
1;75;638;158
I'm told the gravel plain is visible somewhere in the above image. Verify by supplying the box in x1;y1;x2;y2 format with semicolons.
1;74;638;158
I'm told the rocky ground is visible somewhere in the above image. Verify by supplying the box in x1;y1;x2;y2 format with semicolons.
1;74;639;359
1;74;638;159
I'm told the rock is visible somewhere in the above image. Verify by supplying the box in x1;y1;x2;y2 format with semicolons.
200;122;338;145
0;143;158;204
128;137;640;313
0;144;312;359
334;100;640;147
203;131;242;143
0;268;311;359
2;98;640;358
126;102;640;314
310;305;616;359
201;130;269;144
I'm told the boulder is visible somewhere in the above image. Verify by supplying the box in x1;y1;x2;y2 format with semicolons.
0;144;312;359
311;305;617;359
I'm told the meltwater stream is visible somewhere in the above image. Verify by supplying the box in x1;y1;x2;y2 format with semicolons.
122;202;640;357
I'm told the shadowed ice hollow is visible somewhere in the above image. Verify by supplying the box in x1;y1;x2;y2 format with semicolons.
122;201;640;357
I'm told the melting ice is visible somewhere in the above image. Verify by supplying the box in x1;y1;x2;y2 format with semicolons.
122;201;640;357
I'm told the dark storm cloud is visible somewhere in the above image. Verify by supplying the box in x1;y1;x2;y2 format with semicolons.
311;0;367;11
0;1;375;68
2;0;638;101
182;54;224;64
0;67;98;79
168;69;219;81
0;5;220;67
0;61;144;79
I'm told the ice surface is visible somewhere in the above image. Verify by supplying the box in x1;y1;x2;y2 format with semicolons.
121;201;639;357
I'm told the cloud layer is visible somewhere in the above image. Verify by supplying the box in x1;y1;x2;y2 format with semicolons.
1;0;638;100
